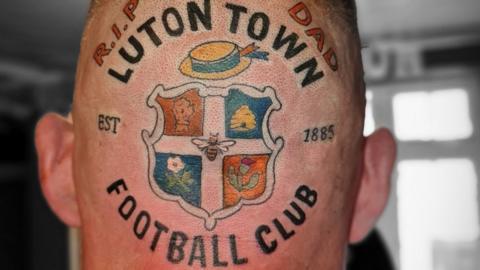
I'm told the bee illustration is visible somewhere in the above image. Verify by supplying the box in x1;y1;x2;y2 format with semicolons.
192;133;236;161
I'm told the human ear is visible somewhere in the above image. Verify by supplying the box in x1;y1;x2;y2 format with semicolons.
349;128;396;243
35;113;81;227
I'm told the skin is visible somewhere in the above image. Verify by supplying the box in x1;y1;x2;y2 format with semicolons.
35;1;396;269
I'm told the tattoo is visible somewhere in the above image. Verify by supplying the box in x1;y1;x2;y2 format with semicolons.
93;0;339;88
143;81;283;230
192;134;236;162
288;3;339;72
106;179;250;267
303;124;335;143
98;114;121;134
93;0;140;66
255;185;317;254
107;179;316;266
98;0;338;266
123;0;139;21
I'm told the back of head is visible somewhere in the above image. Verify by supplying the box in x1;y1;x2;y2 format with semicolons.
35;1;396;269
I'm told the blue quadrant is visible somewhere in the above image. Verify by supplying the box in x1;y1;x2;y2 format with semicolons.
154;153;202;207
225;89;272;139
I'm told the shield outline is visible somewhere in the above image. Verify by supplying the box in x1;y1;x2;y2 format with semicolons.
141;82;284;230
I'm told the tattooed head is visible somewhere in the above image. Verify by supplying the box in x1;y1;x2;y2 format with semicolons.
35;1;396;269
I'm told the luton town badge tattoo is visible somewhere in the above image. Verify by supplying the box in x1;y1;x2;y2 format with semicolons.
142;41;284;230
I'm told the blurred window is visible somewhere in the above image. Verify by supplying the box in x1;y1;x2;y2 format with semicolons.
397;159;479;270
364;90;376;136
393;89;473;141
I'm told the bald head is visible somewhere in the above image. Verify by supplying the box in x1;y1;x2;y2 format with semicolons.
36;1;395;269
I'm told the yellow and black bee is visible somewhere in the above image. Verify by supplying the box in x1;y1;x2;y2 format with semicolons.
191;133;236;161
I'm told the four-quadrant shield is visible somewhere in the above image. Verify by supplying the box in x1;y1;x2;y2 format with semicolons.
142;82;283;230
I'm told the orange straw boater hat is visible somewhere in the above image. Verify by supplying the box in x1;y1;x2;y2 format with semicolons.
179;41;269;80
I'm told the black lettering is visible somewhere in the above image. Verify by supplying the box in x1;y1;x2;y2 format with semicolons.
188;236;207;268
295;185;318;207
137;17;162;47
225;3;247;33
212;235;228;267
230;235;248;265
255;225;277;254
187;0;212;31
107;179;128;194
294;58;324;88
150;221;169;252
98;114;105;131
167;231;188;264
119;36;144;64
133;211;151;240
248;12;270;41
112;118;120;134
104;116;112;131
284;201;306;226
273;25;307;59
108;68;133;84
162;8;185;37
273;218;295;240
118;195;136;220
98;115;120;133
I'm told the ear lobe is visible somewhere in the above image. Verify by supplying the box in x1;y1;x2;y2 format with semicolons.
349;128;396;244
35;113;81;227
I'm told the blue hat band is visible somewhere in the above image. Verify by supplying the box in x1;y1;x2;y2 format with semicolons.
191;51;241;73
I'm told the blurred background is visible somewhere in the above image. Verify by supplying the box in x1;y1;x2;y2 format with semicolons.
0;0;479;269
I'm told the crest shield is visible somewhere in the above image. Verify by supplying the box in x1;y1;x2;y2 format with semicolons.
142;82;283;230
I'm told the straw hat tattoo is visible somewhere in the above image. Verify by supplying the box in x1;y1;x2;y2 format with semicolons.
179;41;269;80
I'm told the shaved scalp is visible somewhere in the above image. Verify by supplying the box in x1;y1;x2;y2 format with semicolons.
87;0;359;32
335;0;358;33
63;1;375;269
